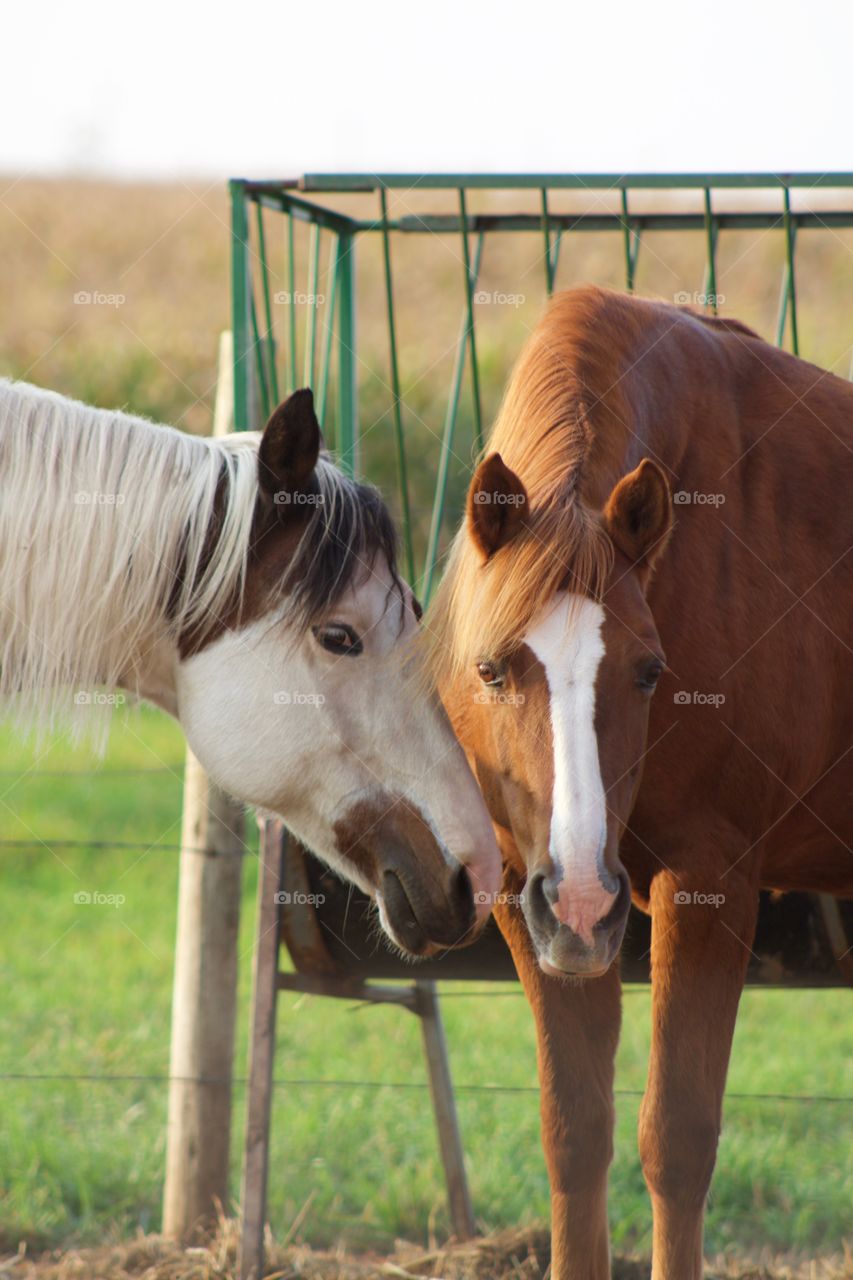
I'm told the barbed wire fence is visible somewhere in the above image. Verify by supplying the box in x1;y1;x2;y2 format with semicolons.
4;760;852;1110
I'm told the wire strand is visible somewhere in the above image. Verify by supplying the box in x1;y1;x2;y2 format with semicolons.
0;1071;849;1104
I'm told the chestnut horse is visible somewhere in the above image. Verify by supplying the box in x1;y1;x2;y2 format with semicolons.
430;286;853;1278
0;380;500;955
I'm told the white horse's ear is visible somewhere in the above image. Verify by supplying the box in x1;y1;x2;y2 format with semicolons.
258;388;322;506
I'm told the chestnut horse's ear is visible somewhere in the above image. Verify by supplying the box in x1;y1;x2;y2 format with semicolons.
257;388;322;506
603;458;672;571
467;452;528;562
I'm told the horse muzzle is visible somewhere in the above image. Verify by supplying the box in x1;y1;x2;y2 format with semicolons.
523;864;632;977
333;792;478;957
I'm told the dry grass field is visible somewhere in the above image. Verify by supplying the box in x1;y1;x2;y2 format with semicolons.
5;177;853;434
6;1222;853;1280
5;176;853;570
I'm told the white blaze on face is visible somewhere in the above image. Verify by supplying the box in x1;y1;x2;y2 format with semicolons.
525;593;617;945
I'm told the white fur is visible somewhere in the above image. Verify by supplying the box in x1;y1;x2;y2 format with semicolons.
0;379;260;738
525;593;617;943
176;563;501;918
0;379;501;920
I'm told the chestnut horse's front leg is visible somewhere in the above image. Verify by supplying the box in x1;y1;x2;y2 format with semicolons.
639;860;759;1280
494;880;621;1280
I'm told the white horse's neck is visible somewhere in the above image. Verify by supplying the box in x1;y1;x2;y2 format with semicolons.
0;380;260;740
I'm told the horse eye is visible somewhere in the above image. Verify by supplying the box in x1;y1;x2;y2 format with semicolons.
636;658;664;692
477;661;504;687
312;623;363;656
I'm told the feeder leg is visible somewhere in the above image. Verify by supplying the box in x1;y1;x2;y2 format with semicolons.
239;820;285;1280
414;980;475;1240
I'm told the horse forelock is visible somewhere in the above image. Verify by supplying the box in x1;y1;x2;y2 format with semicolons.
428;289;621;681
271;457;404;634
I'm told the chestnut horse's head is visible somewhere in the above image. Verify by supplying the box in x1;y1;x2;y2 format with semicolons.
432;450;672;977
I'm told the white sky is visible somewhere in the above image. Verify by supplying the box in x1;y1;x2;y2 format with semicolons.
1;0;851;179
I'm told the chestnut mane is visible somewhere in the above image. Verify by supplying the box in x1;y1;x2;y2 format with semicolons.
428;289;619;679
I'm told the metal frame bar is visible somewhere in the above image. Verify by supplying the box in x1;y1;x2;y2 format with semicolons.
620;189;641;293
421;232;486;603
379;209;853;234
783;187;800;354
702;188;719;314
254;204;279;406
286;214;297;393
316;234;341;431
303;223;321;390
541;188;557;295
238;820;285;1280
249;288;270;418
336;231;357;476
458;189;483;455
297;171;853;191
380;187;415;581
229;182;253;432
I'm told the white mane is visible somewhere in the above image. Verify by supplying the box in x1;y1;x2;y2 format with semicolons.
0;379;261;736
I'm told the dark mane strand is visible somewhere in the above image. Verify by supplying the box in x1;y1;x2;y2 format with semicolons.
281;458;404;632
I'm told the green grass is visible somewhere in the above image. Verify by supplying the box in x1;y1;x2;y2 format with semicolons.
0;709;850;1258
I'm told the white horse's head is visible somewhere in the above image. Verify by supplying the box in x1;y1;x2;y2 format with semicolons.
0;378;501;956
175;391;501;955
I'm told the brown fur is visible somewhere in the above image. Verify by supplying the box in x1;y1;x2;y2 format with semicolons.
433;285;853;1279
428;295;617;679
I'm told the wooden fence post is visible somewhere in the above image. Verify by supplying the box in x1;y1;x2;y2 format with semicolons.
163;332;246;1240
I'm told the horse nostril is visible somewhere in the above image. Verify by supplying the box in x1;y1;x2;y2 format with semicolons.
527;868;558;914
452;864;475;927
381;869;428;952
595;871;631;931
599;866;621;898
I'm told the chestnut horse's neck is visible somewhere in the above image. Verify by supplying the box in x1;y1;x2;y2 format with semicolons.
487;284;853;524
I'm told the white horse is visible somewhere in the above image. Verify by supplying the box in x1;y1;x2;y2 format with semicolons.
0;380;500;953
